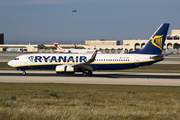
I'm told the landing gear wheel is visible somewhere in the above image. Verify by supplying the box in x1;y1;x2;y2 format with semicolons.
87;70;92;76
23;71;26;75
82;72;86;76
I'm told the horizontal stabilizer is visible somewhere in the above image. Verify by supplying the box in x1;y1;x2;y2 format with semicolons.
150;54;164;59
165;52;173;56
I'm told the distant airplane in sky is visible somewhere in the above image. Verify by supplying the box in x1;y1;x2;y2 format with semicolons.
8;23;169;76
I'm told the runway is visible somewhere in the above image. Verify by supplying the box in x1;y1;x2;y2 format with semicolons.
1;52;180;86
1;71;180;86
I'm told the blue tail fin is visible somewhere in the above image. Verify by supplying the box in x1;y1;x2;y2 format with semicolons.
128;23;170;55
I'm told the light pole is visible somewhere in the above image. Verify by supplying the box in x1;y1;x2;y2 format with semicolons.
72;10;77;45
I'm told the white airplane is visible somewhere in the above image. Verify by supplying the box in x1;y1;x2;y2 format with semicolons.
53;42;101;54
8;23;169;76
7;48;22;52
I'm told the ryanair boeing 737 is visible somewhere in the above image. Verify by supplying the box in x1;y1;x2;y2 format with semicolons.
8;23;169;76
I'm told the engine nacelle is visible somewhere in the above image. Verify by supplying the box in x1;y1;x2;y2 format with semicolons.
56;65;74;74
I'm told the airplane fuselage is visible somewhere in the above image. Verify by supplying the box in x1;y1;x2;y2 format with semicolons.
8;53;163;71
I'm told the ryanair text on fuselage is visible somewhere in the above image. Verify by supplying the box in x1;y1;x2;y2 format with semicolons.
29;56;87;63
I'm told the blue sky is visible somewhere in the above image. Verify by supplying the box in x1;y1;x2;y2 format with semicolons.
0;0;180;44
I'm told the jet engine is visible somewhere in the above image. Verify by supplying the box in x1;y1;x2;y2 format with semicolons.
56;65;74;74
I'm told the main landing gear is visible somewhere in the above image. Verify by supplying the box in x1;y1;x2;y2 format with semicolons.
82;70;93;76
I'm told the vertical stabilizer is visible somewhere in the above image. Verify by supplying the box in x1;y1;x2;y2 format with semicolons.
128;23;169;55
53;43;69;52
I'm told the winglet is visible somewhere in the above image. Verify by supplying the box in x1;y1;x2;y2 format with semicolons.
72;50;98;68
88;50;98;63
120;49;125;54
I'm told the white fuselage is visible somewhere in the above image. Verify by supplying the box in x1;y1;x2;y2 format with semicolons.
8;53;162;71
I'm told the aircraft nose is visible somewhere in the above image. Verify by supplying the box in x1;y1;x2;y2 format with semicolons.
8;60;14;67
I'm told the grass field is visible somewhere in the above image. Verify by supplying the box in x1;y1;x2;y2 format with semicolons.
1;62;180;119
0;83;180;120
1;62;180;73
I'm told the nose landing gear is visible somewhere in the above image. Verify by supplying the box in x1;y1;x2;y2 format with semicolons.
17;69;26;75
22;71;26;75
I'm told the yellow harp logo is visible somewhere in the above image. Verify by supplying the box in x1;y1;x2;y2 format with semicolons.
151;35;163;50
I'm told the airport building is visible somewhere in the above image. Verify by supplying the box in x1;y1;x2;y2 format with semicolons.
84;39;123;53
123;29;180;53
0;29;180;53
0;42;38;52
84;29;180;53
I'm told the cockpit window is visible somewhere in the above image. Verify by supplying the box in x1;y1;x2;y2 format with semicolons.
14;58;19;60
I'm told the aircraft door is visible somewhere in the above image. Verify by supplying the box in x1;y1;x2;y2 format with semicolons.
24;56;28;64
135;56;139;65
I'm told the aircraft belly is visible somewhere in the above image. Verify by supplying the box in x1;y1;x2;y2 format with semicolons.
15;58;163;71
16;64;57;70
91;64;137;70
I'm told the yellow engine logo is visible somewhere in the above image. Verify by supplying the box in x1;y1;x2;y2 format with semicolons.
151;35;163;50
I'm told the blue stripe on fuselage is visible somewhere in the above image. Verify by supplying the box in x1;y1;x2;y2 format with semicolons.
15;59;163;71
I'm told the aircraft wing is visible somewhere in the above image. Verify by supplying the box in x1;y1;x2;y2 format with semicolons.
72;50;98;71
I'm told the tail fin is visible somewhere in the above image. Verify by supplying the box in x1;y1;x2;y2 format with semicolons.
128;23;169;55
53;43;63;51
53;42;69;52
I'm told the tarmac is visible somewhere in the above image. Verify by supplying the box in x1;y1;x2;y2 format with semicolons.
0;71;180;86
0;52;180;86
